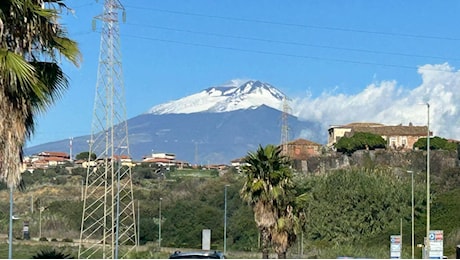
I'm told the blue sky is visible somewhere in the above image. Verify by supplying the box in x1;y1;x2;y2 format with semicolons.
27;0;460;147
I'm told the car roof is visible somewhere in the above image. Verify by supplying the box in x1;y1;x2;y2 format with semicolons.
169;250;225;259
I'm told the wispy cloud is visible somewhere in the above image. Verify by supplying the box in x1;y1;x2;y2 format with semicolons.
290;63;460;142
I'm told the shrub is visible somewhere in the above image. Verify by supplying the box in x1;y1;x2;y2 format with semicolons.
335;132;386;155
32;248;73;259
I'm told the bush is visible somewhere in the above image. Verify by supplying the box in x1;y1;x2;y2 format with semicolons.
413;136;458;151
335;132;386;155
39;237;48;242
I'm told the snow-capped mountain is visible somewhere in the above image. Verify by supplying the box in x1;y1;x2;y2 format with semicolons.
25;80;321;163
147;80;285;114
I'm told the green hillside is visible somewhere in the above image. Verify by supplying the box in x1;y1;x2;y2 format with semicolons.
0;160;459;259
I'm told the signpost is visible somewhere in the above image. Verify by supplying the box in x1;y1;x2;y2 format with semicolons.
202;229;211;251
390;235;402;259
23;221;30;240
428;230;443;259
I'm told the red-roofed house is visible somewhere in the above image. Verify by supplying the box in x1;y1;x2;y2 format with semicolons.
282;138;322;159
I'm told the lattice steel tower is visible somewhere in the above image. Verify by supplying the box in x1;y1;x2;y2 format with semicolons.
79;0;137;258
280;96;291;155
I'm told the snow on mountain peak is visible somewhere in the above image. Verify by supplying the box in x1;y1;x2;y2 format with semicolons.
147;80;285;114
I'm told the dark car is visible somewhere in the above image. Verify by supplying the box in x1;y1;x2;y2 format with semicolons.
168;250;225;259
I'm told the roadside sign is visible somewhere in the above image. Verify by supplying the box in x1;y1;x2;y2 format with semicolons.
428;230;443;259
390;235;402;259
202;229;211;251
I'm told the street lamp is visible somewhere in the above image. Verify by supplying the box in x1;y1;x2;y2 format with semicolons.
224;185;230;256
159;197;162;250
425;103;431;259
407;170;415;259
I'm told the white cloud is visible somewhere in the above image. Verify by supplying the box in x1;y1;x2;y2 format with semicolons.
291;63;460;142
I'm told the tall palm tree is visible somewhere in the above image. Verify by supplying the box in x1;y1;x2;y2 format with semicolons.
240;144;293;259
0;0;81;188
271;194;301;258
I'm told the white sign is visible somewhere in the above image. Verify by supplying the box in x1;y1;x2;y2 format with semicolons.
202;229;211;251
428;230;443;259
390;235;401;259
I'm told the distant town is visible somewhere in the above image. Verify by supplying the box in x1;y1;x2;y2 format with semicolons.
23;121;451;173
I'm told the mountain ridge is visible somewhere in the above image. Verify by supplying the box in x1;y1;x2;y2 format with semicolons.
147;80;286;115
25;80;320;164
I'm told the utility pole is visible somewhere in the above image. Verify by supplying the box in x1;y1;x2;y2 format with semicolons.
78;0;136;258
425;102;431;259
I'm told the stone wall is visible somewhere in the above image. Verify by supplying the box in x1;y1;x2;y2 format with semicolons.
294;149;459;175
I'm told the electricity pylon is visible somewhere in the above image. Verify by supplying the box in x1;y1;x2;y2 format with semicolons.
78;0;136;258
280;96;291;155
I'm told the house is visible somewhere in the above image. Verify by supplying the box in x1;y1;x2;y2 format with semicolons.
25;151;71;169
37;151;70;160
282;138;322;159
142;152;189;168
328;122;431;150
230;157;249;172
113;154;135;167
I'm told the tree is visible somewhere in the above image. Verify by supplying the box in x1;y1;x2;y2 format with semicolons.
301;168;424;245
0;0;81;188
413;136;458;151
75;151;97;161
240;144;294;258
335;132;386;155
271;204;299;259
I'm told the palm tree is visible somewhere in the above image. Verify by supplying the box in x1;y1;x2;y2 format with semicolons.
1;3;79;256
240;144;293;259
33;248;74;259
271;196;301;258
0;0;81;188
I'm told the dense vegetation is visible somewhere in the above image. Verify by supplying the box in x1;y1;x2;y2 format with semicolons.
414;136;458;152
1;150;459;258
335;132;387;155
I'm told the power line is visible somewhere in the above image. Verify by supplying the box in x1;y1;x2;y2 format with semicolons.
124;22;460;62
121;32;454;72
123;5;460;42
65;27;458;73
69;4;460;67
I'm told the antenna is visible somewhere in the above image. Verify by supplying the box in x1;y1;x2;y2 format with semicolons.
79;0;136;258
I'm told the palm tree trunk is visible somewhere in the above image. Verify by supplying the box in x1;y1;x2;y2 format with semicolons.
8;185;13;259
277;252;286;259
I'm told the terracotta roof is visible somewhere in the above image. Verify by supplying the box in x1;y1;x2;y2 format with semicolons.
39;151;69;158
352;125;429;136
344;122;384;127
231;157;245;163
42;156;67;162
113;154;131;160
287;138;322;146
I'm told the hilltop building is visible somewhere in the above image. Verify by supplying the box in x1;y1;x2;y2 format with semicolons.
142;152;190;168
327;122;431;150
283;138;322;159
24;151;71;170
